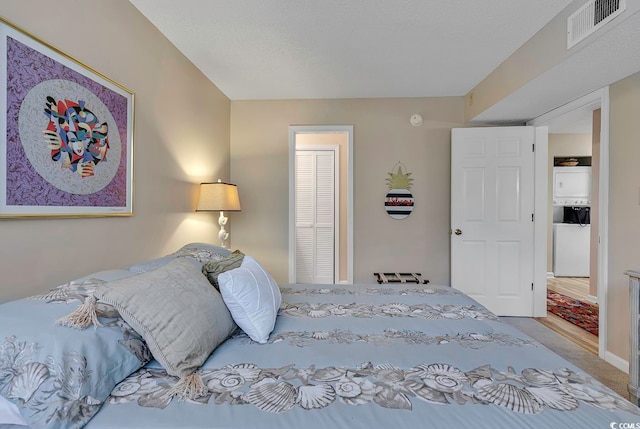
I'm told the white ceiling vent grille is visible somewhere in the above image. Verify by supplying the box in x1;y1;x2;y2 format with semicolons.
567;0;625;49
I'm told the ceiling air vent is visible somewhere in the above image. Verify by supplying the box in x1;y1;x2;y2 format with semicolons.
567;0;626;49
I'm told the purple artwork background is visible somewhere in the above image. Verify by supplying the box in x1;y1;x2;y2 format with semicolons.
6;37;129;207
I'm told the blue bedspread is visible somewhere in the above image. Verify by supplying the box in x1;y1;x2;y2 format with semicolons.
85;284;640;429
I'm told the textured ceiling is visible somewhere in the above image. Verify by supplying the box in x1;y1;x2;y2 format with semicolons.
130;0;640;130
129;0;572;100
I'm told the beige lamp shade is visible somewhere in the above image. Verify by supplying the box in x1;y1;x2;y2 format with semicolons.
196;182;241;212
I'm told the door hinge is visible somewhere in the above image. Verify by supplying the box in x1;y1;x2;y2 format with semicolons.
531;213;534;222
532;143;535;152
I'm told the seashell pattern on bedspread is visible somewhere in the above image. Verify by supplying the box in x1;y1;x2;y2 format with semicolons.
278;301;499;320
82;283;640;429
279;286;462;296
106;361;639;415
230;329;539;349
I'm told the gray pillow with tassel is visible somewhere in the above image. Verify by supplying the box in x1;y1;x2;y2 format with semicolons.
92;257;237;399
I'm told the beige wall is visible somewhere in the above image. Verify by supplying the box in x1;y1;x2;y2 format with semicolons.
230;98;465;285
0;1;230;302
608;71;640;361
546;134;592;272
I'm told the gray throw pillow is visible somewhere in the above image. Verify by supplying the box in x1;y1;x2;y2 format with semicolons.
94;258;236;380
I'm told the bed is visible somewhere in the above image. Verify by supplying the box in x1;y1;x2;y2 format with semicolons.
1;243;638;429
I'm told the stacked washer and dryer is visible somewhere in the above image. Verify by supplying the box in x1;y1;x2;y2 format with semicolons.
552;164;591;277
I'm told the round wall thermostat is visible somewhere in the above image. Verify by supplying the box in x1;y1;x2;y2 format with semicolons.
410;114;423;126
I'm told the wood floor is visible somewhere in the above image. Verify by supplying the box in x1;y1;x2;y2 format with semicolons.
535;277;599;356
547;277;593;302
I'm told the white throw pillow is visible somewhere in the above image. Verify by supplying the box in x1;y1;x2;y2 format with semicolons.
218;256;281;343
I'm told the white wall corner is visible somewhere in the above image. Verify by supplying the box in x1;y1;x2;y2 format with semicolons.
547;272;555;278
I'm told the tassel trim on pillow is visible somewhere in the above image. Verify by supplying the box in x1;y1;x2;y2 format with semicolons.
167;373;208;401
56;295;102;329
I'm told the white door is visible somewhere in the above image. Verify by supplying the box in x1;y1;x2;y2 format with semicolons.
451;126;535;316
295;150;335;284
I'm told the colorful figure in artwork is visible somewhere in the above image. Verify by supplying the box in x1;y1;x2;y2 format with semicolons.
43;96;109;177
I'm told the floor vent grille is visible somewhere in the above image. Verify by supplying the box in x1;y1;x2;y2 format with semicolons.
567;0;625;49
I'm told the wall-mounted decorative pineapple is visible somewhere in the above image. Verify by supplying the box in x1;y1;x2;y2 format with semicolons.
385;163;414;219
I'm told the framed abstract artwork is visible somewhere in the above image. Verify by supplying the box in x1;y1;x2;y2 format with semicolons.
0;17;134;218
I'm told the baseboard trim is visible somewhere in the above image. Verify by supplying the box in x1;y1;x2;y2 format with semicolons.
586;294;598;304
605;351;629;374
547;272;554;278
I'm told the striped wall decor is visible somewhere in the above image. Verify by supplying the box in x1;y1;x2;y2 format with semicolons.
385;163;414;219
385;189;414;219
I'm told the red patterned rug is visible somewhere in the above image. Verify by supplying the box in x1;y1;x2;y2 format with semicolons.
547;290;599;336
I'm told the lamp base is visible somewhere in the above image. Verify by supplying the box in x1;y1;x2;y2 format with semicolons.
218;211;229;248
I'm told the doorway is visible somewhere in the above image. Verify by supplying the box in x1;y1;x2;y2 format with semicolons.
288;125;353;284
544;116;597;355
528;87;609;360
295;146;339;284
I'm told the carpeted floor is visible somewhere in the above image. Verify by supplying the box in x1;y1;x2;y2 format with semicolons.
547;290;599;336
502;317;630;400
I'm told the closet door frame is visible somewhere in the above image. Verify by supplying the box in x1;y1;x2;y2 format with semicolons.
288;125;353;284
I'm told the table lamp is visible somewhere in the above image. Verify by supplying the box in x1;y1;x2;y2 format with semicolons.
196;180;241;248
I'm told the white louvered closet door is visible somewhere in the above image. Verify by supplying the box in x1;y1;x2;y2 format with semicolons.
295;150;335;284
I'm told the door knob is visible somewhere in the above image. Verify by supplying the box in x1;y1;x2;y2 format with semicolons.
454;229;462;235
